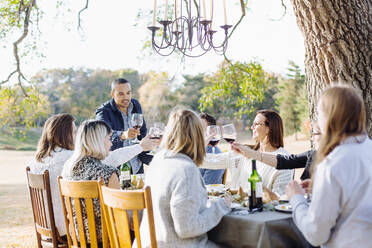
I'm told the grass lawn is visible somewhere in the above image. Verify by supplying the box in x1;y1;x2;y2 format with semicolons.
0;128;41;151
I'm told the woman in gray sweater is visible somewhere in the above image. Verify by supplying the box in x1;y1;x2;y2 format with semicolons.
139;109;231;248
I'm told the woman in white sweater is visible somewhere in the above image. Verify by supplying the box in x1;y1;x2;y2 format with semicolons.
139;109;231;248
286;85;372;247
28;113;158;237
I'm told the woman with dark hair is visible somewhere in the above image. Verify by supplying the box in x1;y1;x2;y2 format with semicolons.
233;110;292;196
200;110;292;197
28;114;158;237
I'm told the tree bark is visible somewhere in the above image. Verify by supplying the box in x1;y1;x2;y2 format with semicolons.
290;0;372;136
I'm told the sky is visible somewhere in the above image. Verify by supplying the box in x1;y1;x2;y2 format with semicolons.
0;0;305;83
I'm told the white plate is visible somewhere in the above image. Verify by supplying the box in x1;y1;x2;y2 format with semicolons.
274;203;292;213
206;184;225;193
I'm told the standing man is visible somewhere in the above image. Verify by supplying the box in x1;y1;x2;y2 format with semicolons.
96;78;153;174
199;113;226;184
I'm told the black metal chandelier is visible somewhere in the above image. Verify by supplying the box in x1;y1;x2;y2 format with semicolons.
148;0;232;57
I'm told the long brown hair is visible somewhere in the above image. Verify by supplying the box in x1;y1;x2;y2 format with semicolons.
161;109;206;166
35;114;75;162
252;110;284;151
315;85;366;165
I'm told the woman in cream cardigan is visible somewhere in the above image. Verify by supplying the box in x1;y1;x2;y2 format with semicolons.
139;109;231;248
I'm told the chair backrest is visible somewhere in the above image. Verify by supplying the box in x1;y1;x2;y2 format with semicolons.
99;184;157;248
26;166;61;248
58;177;108;248
222;168;228;185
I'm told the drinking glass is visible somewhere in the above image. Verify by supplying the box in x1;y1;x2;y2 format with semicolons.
222;124;237;143
147;126;161;155
131;113;143;143
207;125;221;154
206;125;221;163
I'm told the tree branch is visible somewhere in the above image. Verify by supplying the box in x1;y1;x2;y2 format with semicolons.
77;0;89;31
223;0;248;66
269;0;287;21
1;0;36;95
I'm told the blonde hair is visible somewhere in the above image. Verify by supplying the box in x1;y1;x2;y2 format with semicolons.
160;109;206;166
315;85;366;165
64;120;112;176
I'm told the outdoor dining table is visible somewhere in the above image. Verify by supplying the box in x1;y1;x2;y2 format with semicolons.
208;208;310;248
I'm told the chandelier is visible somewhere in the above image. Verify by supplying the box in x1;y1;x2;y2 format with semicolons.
148;0;232;57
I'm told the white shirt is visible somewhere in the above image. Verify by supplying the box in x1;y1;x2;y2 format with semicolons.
201;148;293;196
290;134;372;247
28;144;143;236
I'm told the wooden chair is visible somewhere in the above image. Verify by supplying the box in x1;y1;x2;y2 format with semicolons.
58;177;108;248
98;184;157;248
222;168;228;185
26;167;67;248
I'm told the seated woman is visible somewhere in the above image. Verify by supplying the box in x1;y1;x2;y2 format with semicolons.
201;110;292;197
139;109;231;248
286;85;372;247
62;120;120;242
232;123;322;180
29;114;157;237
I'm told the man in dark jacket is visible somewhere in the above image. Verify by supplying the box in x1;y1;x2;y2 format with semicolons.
96;78;152;174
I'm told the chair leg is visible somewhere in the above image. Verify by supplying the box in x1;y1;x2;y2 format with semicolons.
36;232;42;248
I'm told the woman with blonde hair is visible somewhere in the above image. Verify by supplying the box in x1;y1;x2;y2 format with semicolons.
62;119;157;243
139;109;231;248
29;115;157;237
286;85;372;247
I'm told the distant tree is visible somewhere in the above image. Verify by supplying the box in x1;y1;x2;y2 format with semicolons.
276;61;308;139
199;61;269;129
0;85;50;133
138;71;175;123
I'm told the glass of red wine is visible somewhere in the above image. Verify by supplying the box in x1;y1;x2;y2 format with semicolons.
222;124;237;144
207;125;221;153
131;113;143;144
148;126;161;155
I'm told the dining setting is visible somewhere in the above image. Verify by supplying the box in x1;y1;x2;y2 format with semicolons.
20;78;372;248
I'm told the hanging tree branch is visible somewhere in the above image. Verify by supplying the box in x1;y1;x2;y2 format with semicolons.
269;0;287;21
1;0;36;97
77;0;90;31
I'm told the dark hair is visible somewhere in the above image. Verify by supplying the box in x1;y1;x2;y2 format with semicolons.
252;109;284;150
35;114;75;162
111;78;129;91
199;112;216;125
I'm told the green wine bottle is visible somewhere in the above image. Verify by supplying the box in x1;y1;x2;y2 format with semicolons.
248;159;263;212
120;162;131;189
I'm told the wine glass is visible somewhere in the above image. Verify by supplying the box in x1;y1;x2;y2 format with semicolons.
222;124;237;143
131;113;143;143
147;126;161;155
206;125;221;163
207;125;221;154
153;122;165;139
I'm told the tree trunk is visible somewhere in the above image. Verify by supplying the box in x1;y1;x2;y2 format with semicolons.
290;0;372;136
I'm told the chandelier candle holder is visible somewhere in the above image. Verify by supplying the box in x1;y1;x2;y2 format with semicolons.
148;0;232;57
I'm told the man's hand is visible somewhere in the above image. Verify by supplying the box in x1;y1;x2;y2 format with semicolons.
121;128;140;140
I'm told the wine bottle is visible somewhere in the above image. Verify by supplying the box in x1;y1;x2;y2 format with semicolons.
248;159;263;212
120;162;131;189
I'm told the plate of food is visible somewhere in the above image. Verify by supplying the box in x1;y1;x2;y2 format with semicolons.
274;203;292;213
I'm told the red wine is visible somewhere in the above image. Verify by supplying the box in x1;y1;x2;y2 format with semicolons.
150;136;161;140
209;140;220;146
133;125;142;129
224;138;235;143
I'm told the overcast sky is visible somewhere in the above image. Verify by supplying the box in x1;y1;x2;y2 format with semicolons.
0;0;305;83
